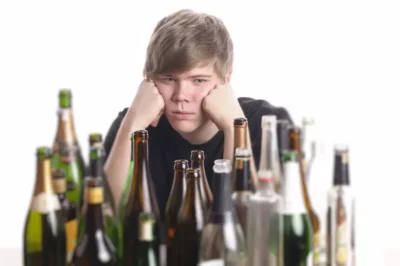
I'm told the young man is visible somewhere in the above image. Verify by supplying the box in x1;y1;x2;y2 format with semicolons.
103;9;293;217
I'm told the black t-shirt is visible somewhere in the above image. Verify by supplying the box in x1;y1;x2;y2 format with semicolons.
103;97;293;220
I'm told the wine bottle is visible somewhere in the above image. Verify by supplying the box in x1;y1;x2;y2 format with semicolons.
52;169;78;265
134;212;159;266
231;147;252;238
72;177;118;266
190;150;213;210
23;147;66;266
276;119;291;172
199;159;246;266
327;145;355;266
165;159;188;266
288;126;321;265
176;168;207;266
52;88;85;209
77;144;119;253
122;130;164;266
247;116;283;266
280;126;313;265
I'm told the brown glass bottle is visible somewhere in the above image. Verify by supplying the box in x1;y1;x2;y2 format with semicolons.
176;168;207;266
52;89;85;210
165;160;188;266
289;126;321;261
190;150;213;210
233;117;258;191
122;130;164;266
72;177;117;266
52;169;78;265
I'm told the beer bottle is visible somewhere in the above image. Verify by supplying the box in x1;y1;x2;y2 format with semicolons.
23;147;66;266
165;159;188;266
190;150;213;210
72;177;118;266
176;168;207;266
52;88;85;209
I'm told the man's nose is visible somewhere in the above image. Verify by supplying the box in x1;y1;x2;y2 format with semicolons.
172;83;189;102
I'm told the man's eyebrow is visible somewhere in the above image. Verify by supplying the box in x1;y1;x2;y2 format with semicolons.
189;75;212;78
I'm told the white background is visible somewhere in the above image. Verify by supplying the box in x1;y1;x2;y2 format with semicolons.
1;0;399;265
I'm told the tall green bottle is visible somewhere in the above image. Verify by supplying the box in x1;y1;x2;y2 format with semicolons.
23;147;66;266
51;88;85;210
280;126;313;266
77;144;119;252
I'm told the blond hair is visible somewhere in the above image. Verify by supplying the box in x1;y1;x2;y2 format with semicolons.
143;9;234;80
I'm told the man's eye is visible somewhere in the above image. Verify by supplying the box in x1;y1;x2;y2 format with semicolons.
194;79;207;83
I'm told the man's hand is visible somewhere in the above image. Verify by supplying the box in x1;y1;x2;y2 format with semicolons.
129;79;165;128
202;84;245;132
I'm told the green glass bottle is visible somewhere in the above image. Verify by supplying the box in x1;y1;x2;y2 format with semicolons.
23;147;66;266
280;127;313;266
134;212;159;266
52;88;85;210
77;144;119;251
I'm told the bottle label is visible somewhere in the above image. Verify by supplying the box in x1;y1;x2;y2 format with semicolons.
65;219;78;263
88;188;103;204
281;162;307;214
59;109;69;121
30;193;61;213
335;221;349;264
198;259;224;266
52;179;66;194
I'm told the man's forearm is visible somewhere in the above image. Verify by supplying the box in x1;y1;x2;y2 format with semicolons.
104;108;144;211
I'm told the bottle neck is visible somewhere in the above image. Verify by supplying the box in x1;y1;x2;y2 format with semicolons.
211;172;233;214
90;156;104;178
56;107;77;144
53;178;67;201
34;159;54;195
234;125;247;149
234;158;250;192
258;122;281;177
85;188;105;234
333;153;350;186
131;139;150;190
184;177;202;210
171;170;186;197
281;152;307;214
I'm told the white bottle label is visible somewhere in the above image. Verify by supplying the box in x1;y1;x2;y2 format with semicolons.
198;259;224;266
30;192;61;213
281;161;307;214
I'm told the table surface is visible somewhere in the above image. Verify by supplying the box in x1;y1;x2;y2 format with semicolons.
2;248;400;266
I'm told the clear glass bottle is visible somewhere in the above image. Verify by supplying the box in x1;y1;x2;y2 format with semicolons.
199;159;246;266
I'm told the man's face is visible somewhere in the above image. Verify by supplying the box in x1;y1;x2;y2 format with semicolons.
155;63;225;134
